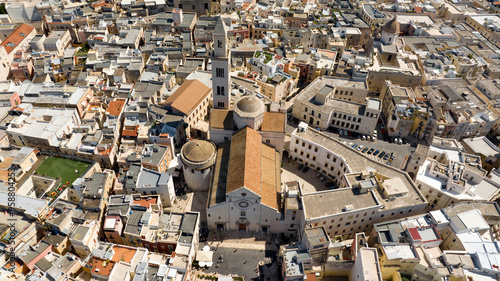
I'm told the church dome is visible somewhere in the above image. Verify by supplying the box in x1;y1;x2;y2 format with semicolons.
180;140;216;168
382;17;400;35
235;96;264;114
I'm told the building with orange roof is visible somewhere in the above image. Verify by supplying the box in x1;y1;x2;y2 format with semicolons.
0;23;36;81
164;79;212;139
207;126;289;233
84;242;148;280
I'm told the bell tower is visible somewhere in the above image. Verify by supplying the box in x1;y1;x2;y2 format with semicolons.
212;17;231;110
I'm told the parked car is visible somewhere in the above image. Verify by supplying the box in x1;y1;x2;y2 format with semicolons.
386;160;392;165
317;173;326;182
390;153;396;160
371;136;376;142
325;181;335;187
298;164;304;170
388;138;393;144
367;148;375;154
362;147;369;153
352;144;358;149
362;135;366;141
383;153;390;160
397;138;402;145
373;130;378;137
379;151;386;158
373;150;380;156
348;142;354;147
357;145;363;151
302;166;310;173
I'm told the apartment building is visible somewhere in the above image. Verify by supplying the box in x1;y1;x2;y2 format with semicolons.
380;81;430;138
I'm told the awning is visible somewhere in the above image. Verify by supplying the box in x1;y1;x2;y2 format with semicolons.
196;250;214;263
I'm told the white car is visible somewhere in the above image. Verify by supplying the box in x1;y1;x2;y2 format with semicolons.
362;135;366;141
371;136;376;142
348;142;354;147
398;138;403;145
357;145;363;151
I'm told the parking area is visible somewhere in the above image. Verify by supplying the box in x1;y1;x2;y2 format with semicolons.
286;116;423;170
321;130;415;169
282;158;333;194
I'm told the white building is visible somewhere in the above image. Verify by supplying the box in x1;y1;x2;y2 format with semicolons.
124;164;176;207
413;138;500;210
7;107;81;149
289;123;428;239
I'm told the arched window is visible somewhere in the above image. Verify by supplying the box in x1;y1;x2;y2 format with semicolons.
217;86;220;95
221;86;225;96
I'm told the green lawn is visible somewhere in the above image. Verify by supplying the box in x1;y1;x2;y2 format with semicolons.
35;157;89;186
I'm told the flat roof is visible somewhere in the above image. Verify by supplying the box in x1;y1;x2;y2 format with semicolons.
382;244;418;260
302;188;378;219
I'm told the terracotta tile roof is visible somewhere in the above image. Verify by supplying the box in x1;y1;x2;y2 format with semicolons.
261;143;279;209
226;127;279;209
106;100;125;116
306;273;317;281
317;49;337;59
261;112;285;133
414;7;422;13
122;125;139;137
164;79;211;115
89;257;115;277
133;197;157;208
227;127;262;196
111;246;135;263
1;24;34;54
210;109;234;130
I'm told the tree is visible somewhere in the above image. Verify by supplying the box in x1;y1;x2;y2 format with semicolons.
0;4;7;14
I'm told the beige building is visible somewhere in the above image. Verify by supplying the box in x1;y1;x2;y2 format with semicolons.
379;81;430;138
164;79;212;139
43;30;72;56
292;76;380;134
11;147;38;177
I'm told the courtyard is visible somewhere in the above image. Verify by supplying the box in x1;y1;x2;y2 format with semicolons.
281;157;331;194
35;157;90;187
